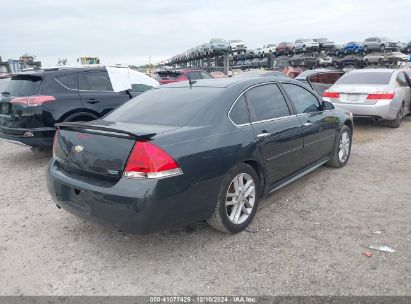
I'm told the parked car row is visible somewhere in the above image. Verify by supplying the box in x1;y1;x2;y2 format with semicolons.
166;37;411;66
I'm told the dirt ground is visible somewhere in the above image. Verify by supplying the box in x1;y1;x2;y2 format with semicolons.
0;117;410;296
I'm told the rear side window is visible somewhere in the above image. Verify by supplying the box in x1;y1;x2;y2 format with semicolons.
3;75;41;97
229;95;250;125
79;71;113;91
335;72;392;85
245;84;290;122
56;73;78;90
282;83;320;114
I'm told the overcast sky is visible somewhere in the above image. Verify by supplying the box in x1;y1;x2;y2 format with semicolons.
2;0;410;66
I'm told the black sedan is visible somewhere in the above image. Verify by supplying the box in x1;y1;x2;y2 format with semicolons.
47;76;354;234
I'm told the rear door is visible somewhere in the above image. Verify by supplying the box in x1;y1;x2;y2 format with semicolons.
281;82;337;167
244;83;304;185
78;70;130;117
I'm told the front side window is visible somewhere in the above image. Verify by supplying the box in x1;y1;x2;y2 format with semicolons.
282;83;321;114
245;84;290;122
79;71;113;91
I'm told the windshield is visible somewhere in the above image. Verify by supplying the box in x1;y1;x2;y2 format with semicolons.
2;75;42;96
211;39;224;43
335;72;392;85
104;87;223;127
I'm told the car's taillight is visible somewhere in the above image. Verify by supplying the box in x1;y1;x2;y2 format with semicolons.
123;141;182;179
366;92;395;100
52;130;59;158
323;91;340;98
10;95;56;106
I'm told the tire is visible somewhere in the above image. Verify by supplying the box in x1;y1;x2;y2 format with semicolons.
380;44;385;52
207;163;260;234
387;104;404;128
64;112;98;122
326;125;352;168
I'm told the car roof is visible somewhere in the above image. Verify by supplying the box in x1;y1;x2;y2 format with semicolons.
12;66;107;77
160;75;293;89
350;68;396;73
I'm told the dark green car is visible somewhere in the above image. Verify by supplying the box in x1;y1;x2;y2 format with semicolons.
47;76;353;234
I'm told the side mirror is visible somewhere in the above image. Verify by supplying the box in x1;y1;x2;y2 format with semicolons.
322;100;334;110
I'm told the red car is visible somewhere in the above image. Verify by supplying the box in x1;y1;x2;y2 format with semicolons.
276;42;294;55
155;69;213;85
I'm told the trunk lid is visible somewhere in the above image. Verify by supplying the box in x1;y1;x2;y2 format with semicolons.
330;84;389;104
0;74;42;129
54;120;177;180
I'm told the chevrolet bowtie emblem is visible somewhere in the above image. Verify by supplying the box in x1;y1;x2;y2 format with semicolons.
74;145;84;153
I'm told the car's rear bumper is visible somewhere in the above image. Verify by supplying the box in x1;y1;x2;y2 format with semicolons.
46;160;220;234
332;100;399;120
0;126;55;147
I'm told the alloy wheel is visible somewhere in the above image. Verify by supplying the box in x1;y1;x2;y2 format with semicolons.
338;131;350;163
225;173;256;225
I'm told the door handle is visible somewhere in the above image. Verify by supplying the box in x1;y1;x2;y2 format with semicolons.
303;122;312;127
257;132;270;139
86;98;100;104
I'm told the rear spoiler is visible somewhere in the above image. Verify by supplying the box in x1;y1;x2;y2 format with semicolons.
56;122;156;140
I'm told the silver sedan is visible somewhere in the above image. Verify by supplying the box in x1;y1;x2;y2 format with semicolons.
323;69;411;128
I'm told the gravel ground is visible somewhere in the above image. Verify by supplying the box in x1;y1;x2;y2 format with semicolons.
0;117;410;296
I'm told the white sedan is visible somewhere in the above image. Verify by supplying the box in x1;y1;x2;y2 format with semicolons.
323;69;411;128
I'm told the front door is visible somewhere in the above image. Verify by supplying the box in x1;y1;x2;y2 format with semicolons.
280;82;338;166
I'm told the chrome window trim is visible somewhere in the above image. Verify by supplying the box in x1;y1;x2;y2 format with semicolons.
55;78;77;91
227;81;294;127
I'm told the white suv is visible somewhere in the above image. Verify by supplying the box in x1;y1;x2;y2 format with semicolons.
294;39;320;53
229;40;247;53
261;44;277;55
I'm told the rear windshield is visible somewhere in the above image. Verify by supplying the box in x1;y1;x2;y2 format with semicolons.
335;72;392;85
2;75;42;96
0;78;10;93
104;87;223;127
